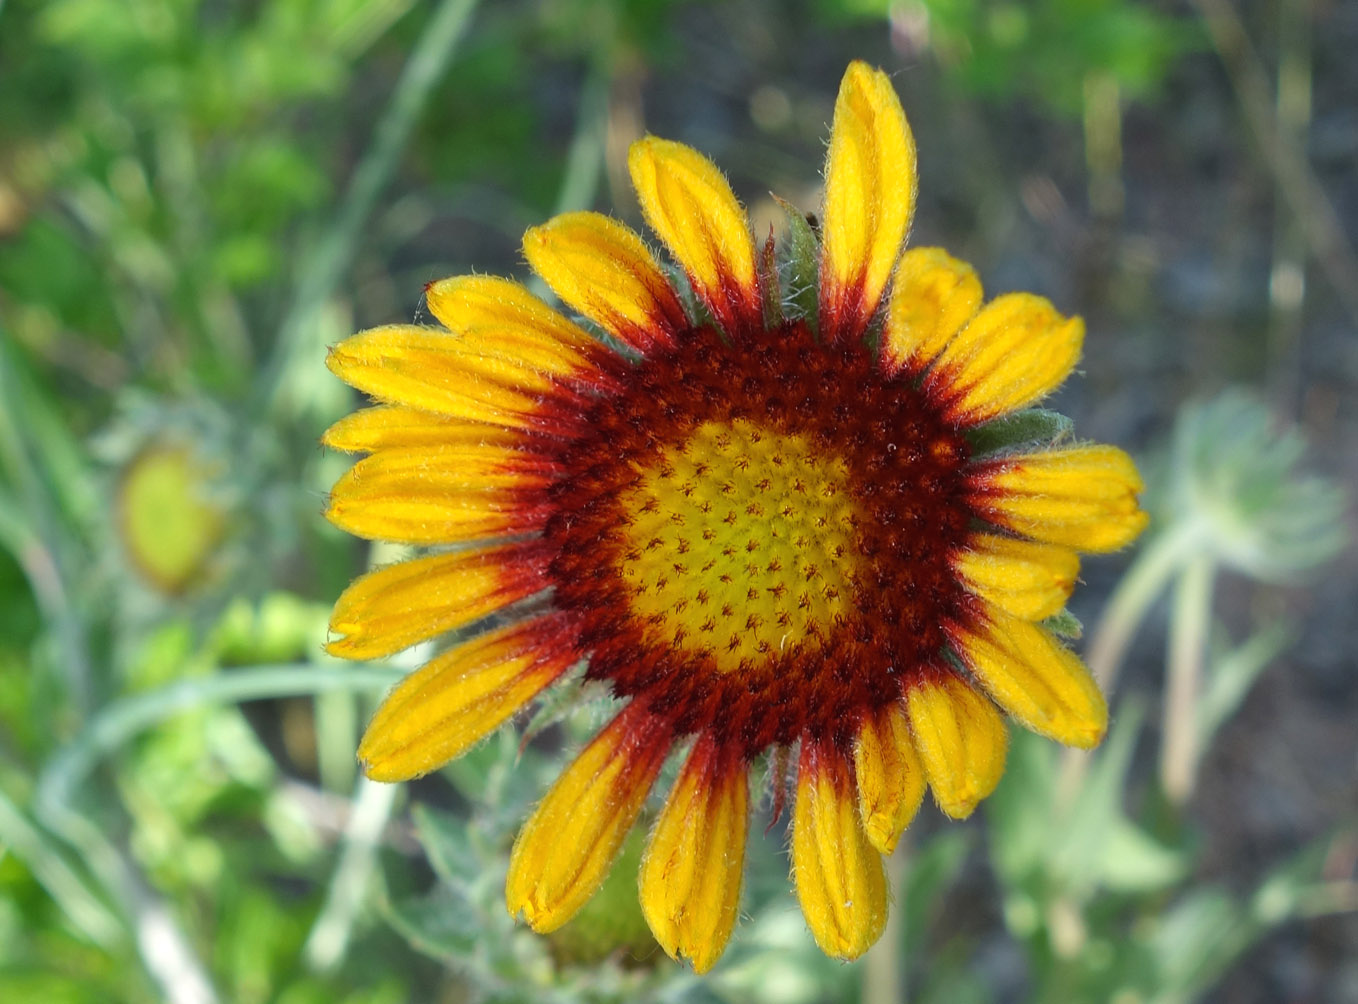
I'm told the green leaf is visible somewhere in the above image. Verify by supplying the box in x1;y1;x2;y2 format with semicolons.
965;408;1074;456
901;829;974;957
381;888;481;962
1041;608;1084;640
410;804;479;889
1050;701;1145;892
1145;888;1251;998
1098;818;1189;892
1197;622;1293;748
985;730;1059;884
774;195;820;330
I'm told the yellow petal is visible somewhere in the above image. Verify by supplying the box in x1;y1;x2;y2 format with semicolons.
327;543;548;660
507;703;672;932
953;533;1079;622
971;445;1149;553
523;211;688;352
628;136;760;335
639;736;747;973
326;325;573;432
325;445;550;544
881;247;982;374
852;700;926;854
952;604;1108;749
424;275;604;370
820;61;917;340
322;405;524;453
358;616;577;781
905;673;1008;819
791;739;888;960
927;293;1084;425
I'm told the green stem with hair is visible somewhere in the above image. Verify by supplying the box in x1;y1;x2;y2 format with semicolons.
260;0;482;417
1161;554;1217;807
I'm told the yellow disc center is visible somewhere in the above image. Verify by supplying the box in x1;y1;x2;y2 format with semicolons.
617;419;863;672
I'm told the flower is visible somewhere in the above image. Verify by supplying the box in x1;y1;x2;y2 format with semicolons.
118;443;224;594
323;61;1147;971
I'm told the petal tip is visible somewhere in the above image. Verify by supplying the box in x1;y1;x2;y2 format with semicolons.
862;818;902;856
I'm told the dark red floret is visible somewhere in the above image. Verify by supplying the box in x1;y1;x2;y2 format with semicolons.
539;320;981;760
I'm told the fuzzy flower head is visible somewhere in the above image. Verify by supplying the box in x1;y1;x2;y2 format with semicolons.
323;62;1147;971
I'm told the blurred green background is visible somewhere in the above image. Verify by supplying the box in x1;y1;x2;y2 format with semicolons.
1;0;1354;1001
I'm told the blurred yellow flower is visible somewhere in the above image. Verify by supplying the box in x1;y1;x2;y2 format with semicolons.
118;444;224;594
324;61;1147;970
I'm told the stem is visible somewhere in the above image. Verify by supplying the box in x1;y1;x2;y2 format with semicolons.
303;776;401;972
862;842;907;1004
260;0;481;416
29;664;400;998
1160;555;1216;807
1295;881;1358;918
0;783;122;946
522;55;613;304
126;865;220;1004
552;58;612;217
0;332;96;713
1192;0;1358;328
316;687;359;794
1086;522;1197;692
1266;0;1313;402
36;664;402;815
1059;523;1197;803
1081;71;1124;223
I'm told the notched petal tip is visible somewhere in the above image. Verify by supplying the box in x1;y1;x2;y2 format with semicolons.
318;324;579;432
323;446;549;544
791;740;889;960
905;673;1009;820
972;445;1149;554
506;704;673;934
639;737;748;973
929;293;1084;426
954;605;1108;749
356;617;575;783
953;533;1081;623
325;545;547;661
853;701;926;855
321;405;521;455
